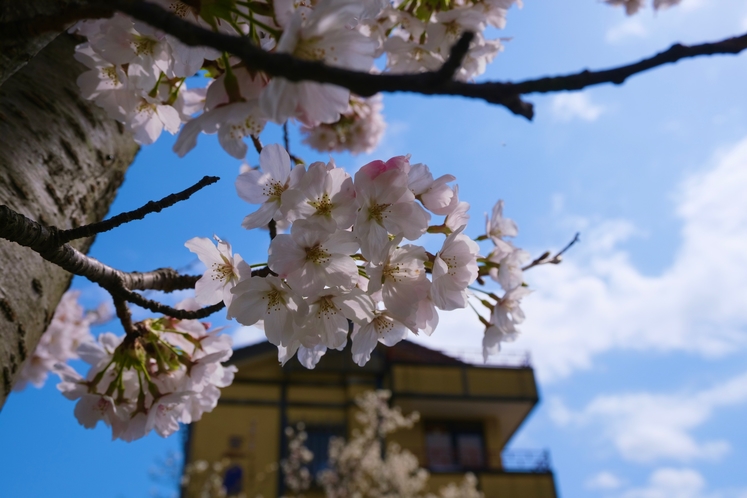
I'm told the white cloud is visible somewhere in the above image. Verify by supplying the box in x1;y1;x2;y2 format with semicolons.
551;370;747;463
606;17;648;44
550;93;605;122
501;136;747;381
587;471;625;490
621;468;706;498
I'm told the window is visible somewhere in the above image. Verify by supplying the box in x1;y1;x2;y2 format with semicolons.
424;421;486;471
303;425;346;478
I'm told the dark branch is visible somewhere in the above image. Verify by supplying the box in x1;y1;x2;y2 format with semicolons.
111;286;225;320
59;175;219;243
0;205;200;292
4;2;747;120
523;232;580;271
105;0;747;120
113;296;135;335
433;31;475;83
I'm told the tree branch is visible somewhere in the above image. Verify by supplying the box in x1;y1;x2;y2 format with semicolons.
104;1;747;119
522;232;580;271
59;175;219;243
0;205;200;292
7;2;746;120
111;286;224;320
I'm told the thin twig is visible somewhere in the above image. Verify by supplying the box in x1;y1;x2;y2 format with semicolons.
113;286;225;319
251;135;263;154
58;176;219;243
522;232;580;271
282;122;290;153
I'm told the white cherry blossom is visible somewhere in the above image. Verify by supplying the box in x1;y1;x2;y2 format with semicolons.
228;275;308;347
174;69;268;158
366;237;430;320
431;226;480;311
444;190;470;232
482;285;530;360
301;95;386;155
299;287;376;350
353;156;430;263
260;0;379;126
351;311;410;366
407;163;459;215
280;160;357;232
268;220;360;294
185;235;246;307
490;247;530;291
236;143;303;229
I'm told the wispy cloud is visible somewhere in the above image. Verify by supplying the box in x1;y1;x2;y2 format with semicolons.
550;370;747;462
606;17;648;44
506;136;747;381
587;471;625;490
620;468;706;498
550;93;605;122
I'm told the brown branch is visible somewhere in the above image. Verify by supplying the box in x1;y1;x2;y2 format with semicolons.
523;232;580;271
113;296;135;335
0;205;200;292
59;175;219;243
4;2;747;120
105;1;747;119
111;286;225;320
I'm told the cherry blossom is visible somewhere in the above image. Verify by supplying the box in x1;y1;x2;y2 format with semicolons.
490;247;530;292
366;237;430;320
235;143;303;229
353;156;430;263
301;95;386;155
268;220;360;294
228;275;307;347
299;287;376;350
185;236;246;307
351;311;410;367
15;291;103;391
259;0;379;126
431;226;480;311
280;160;357;232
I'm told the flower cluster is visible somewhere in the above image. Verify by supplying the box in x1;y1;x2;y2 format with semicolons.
300;95;386;155
72;0;521;157
54;309;236;441
186;144;480;367
479;200;531;360
281;424;315;494
14;291;107;391
73;9;214;145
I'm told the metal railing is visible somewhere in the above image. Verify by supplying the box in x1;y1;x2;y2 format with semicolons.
501;449;552;472
445;348;532;368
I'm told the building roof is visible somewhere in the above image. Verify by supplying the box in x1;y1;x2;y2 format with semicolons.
228;339;467;370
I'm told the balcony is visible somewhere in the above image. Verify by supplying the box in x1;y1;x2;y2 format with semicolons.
427;450;556;498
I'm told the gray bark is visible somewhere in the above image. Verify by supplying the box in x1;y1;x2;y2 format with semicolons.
0;34;139;408
0;0;74;87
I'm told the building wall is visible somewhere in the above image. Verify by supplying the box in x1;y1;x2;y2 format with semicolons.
186;350;553;498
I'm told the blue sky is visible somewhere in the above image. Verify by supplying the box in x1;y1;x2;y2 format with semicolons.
2;1;747;497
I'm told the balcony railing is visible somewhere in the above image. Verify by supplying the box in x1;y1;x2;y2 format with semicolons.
501;449;552;472
425;347;532;368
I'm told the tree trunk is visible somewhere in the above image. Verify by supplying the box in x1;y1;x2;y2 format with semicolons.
0;34;139;409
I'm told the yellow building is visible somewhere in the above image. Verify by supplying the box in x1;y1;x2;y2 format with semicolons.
183;340;558;498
